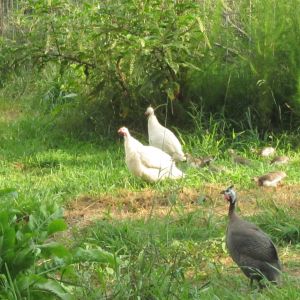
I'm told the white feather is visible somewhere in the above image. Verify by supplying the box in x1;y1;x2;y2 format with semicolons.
120;127;184;182
145;107;186;162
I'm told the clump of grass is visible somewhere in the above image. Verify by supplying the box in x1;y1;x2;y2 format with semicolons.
252;203;300;245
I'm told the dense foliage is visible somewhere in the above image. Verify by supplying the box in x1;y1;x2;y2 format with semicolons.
1;0;300;133
0;189;119;299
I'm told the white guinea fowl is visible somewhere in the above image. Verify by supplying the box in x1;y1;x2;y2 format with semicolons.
145;106;186;162
118;127;184;182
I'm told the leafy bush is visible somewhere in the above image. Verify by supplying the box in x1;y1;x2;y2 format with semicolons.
0;189;120;299
1;0;300;134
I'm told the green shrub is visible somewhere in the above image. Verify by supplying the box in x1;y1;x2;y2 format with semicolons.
1;0;300;134
0;189;120;299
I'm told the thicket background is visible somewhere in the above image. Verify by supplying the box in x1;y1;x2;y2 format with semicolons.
1;2;300;299
1;0;300;136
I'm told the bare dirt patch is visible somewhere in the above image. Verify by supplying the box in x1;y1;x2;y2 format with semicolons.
64;184;300;229
0;108;22;122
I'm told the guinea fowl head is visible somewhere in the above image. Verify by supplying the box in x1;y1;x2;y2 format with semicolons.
221;185;237;205
118;127;129;137
145;106;155;117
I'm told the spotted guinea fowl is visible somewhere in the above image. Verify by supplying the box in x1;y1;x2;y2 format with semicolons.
221;186;281;287
254;171;286;187
118;127;184;182
145;106;186;162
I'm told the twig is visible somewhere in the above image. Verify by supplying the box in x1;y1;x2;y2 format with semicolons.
50;21;62;56
116;57;129;96
227;18;251;40
214;43;239;56
45;52;96;68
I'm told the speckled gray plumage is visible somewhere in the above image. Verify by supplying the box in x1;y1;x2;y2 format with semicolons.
222;186;282;286
226;213;281;283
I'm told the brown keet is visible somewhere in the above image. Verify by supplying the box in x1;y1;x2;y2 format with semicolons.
260;147;276;157
228;149;252;166
186;153;214;168
253;171;286;187
270;156;289;165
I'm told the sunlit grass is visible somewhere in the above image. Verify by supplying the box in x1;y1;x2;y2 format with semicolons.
0;98;299;299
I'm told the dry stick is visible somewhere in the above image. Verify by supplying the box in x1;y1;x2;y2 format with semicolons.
214;43;239;56
116;56;129;96
46;53;95;68
227;17;250;40
50;21;62;57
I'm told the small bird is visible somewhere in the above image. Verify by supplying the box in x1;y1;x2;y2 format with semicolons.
221;186;281;287
228;149;252;166
118;127;184;182
208;164;227;173
145;106;186;162
260;147;276;157
270;156;289;165
253;171;287;187
186;153;214;168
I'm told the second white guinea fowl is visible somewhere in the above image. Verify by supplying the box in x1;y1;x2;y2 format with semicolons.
145;106;186;162
118;127;184;182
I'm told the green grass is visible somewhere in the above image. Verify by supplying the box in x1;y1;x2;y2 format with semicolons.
0;98;299;299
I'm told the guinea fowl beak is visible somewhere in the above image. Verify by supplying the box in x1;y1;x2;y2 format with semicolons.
117;129;124;136
220;190;225;195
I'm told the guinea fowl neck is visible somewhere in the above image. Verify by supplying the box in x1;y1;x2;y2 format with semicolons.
228;201;237;219
148;114;160;126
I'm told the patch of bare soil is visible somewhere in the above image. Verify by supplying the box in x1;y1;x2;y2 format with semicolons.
0;109;22;122
64;184;300;229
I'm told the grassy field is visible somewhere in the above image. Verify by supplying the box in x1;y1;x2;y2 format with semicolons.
0;98;299;299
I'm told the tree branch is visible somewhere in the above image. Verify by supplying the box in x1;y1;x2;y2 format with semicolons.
115;57;129;96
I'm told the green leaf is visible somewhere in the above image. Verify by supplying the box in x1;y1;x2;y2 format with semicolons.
33;278;74;300
73;246;119;267
0;188;18;198
39;242;70;258
196;16;211;49
3;227;16;252
0;211;9;229
13;247;35;272
47;219;67;235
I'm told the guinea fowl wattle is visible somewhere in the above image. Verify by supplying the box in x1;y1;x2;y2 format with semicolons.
118;127;184;182
145;106;186;162
221;186;281;287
